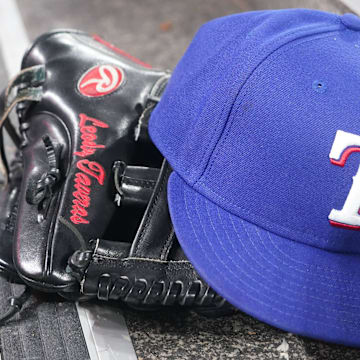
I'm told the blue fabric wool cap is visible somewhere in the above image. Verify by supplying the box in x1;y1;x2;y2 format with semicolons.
149;9;360;346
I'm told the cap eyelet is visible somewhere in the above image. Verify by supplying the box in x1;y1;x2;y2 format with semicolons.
312;80;327;93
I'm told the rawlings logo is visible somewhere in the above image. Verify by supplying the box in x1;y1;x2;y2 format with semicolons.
70;113;108;225
328;130;360;230
78;64;124;97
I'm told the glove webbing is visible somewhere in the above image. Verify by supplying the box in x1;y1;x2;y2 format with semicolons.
68;161;228;312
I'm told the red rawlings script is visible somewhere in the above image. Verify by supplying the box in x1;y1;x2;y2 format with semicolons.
70;113;108;225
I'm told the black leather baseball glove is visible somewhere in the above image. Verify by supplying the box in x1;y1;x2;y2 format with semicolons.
0;30;229;322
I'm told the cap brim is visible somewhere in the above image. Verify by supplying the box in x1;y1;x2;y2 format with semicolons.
168;172;360;347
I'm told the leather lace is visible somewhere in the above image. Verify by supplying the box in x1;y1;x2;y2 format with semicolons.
26;135;62;223
97;273;226;308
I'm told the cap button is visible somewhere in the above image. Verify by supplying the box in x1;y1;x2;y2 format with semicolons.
341;13;360;31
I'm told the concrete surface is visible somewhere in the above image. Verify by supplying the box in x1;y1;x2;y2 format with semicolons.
16;0;351;70
17;0;252;69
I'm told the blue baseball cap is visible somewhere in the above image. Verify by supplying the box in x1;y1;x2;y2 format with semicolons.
149;9;360;346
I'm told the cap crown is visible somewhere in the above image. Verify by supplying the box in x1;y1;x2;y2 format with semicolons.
150;9;360;253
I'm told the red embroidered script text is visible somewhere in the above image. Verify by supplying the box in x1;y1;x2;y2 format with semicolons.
70;113;108;225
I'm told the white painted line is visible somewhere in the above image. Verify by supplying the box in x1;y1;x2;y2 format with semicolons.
0;0;30;78
340;0;360;15
77;303;138;360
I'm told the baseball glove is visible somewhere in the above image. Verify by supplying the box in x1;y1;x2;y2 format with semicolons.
0;30;229;321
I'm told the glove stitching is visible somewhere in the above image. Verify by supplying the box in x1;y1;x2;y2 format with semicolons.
123;176;156;188
160;227;175;261
92;259;193;274
159;165;176;261
93;254;190;263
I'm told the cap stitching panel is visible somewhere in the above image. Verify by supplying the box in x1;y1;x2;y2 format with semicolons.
184;185;357;330
265;229;359;275
184;184;348;330
225;210;360;325
240;216;360;297
193;22;342;182
263;228;360;286
208;190;360;326
264;225;360;286
227;207;360;309
196;30;348;246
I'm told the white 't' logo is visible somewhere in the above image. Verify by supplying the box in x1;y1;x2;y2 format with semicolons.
328;130;360;229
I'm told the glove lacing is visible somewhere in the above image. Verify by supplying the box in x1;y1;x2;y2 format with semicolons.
69;248;226;310
97;273;226;308
26;135;62;223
